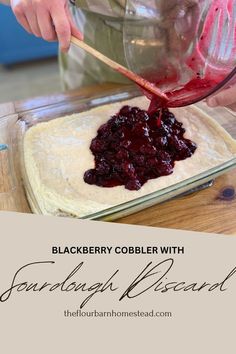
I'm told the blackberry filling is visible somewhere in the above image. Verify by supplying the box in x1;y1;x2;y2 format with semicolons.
84;106;197;190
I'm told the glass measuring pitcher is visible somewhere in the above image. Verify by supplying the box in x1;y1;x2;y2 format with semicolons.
123;0;236;107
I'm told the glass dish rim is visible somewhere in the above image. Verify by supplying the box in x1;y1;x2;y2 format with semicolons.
82;158;236;219
15;87;236;219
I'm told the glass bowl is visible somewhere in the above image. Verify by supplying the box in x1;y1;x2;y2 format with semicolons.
123;0;236;107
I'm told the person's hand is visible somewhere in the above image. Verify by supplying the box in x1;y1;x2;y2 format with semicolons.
207;85;236;112
10;0;83;52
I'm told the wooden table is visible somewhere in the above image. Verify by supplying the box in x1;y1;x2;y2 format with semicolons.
0;83;236;235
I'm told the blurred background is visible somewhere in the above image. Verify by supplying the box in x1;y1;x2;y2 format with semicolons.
0;3;61;103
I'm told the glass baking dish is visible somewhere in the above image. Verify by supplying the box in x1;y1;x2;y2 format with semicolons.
12;86;236;221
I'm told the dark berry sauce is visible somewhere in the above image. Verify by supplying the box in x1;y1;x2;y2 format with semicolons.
84;106;197;191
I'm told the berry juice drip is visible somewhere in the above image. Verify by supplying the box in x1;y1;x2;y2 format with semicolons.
83;2;234;191
148;76;224;110
84;105;197;191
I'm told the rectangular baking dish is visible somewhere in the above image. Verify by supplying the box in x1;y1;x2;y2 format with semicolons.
7;86;236;220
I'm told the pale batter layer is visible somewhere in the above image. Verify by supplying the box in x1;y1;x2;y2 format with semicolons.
23;97;236;217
